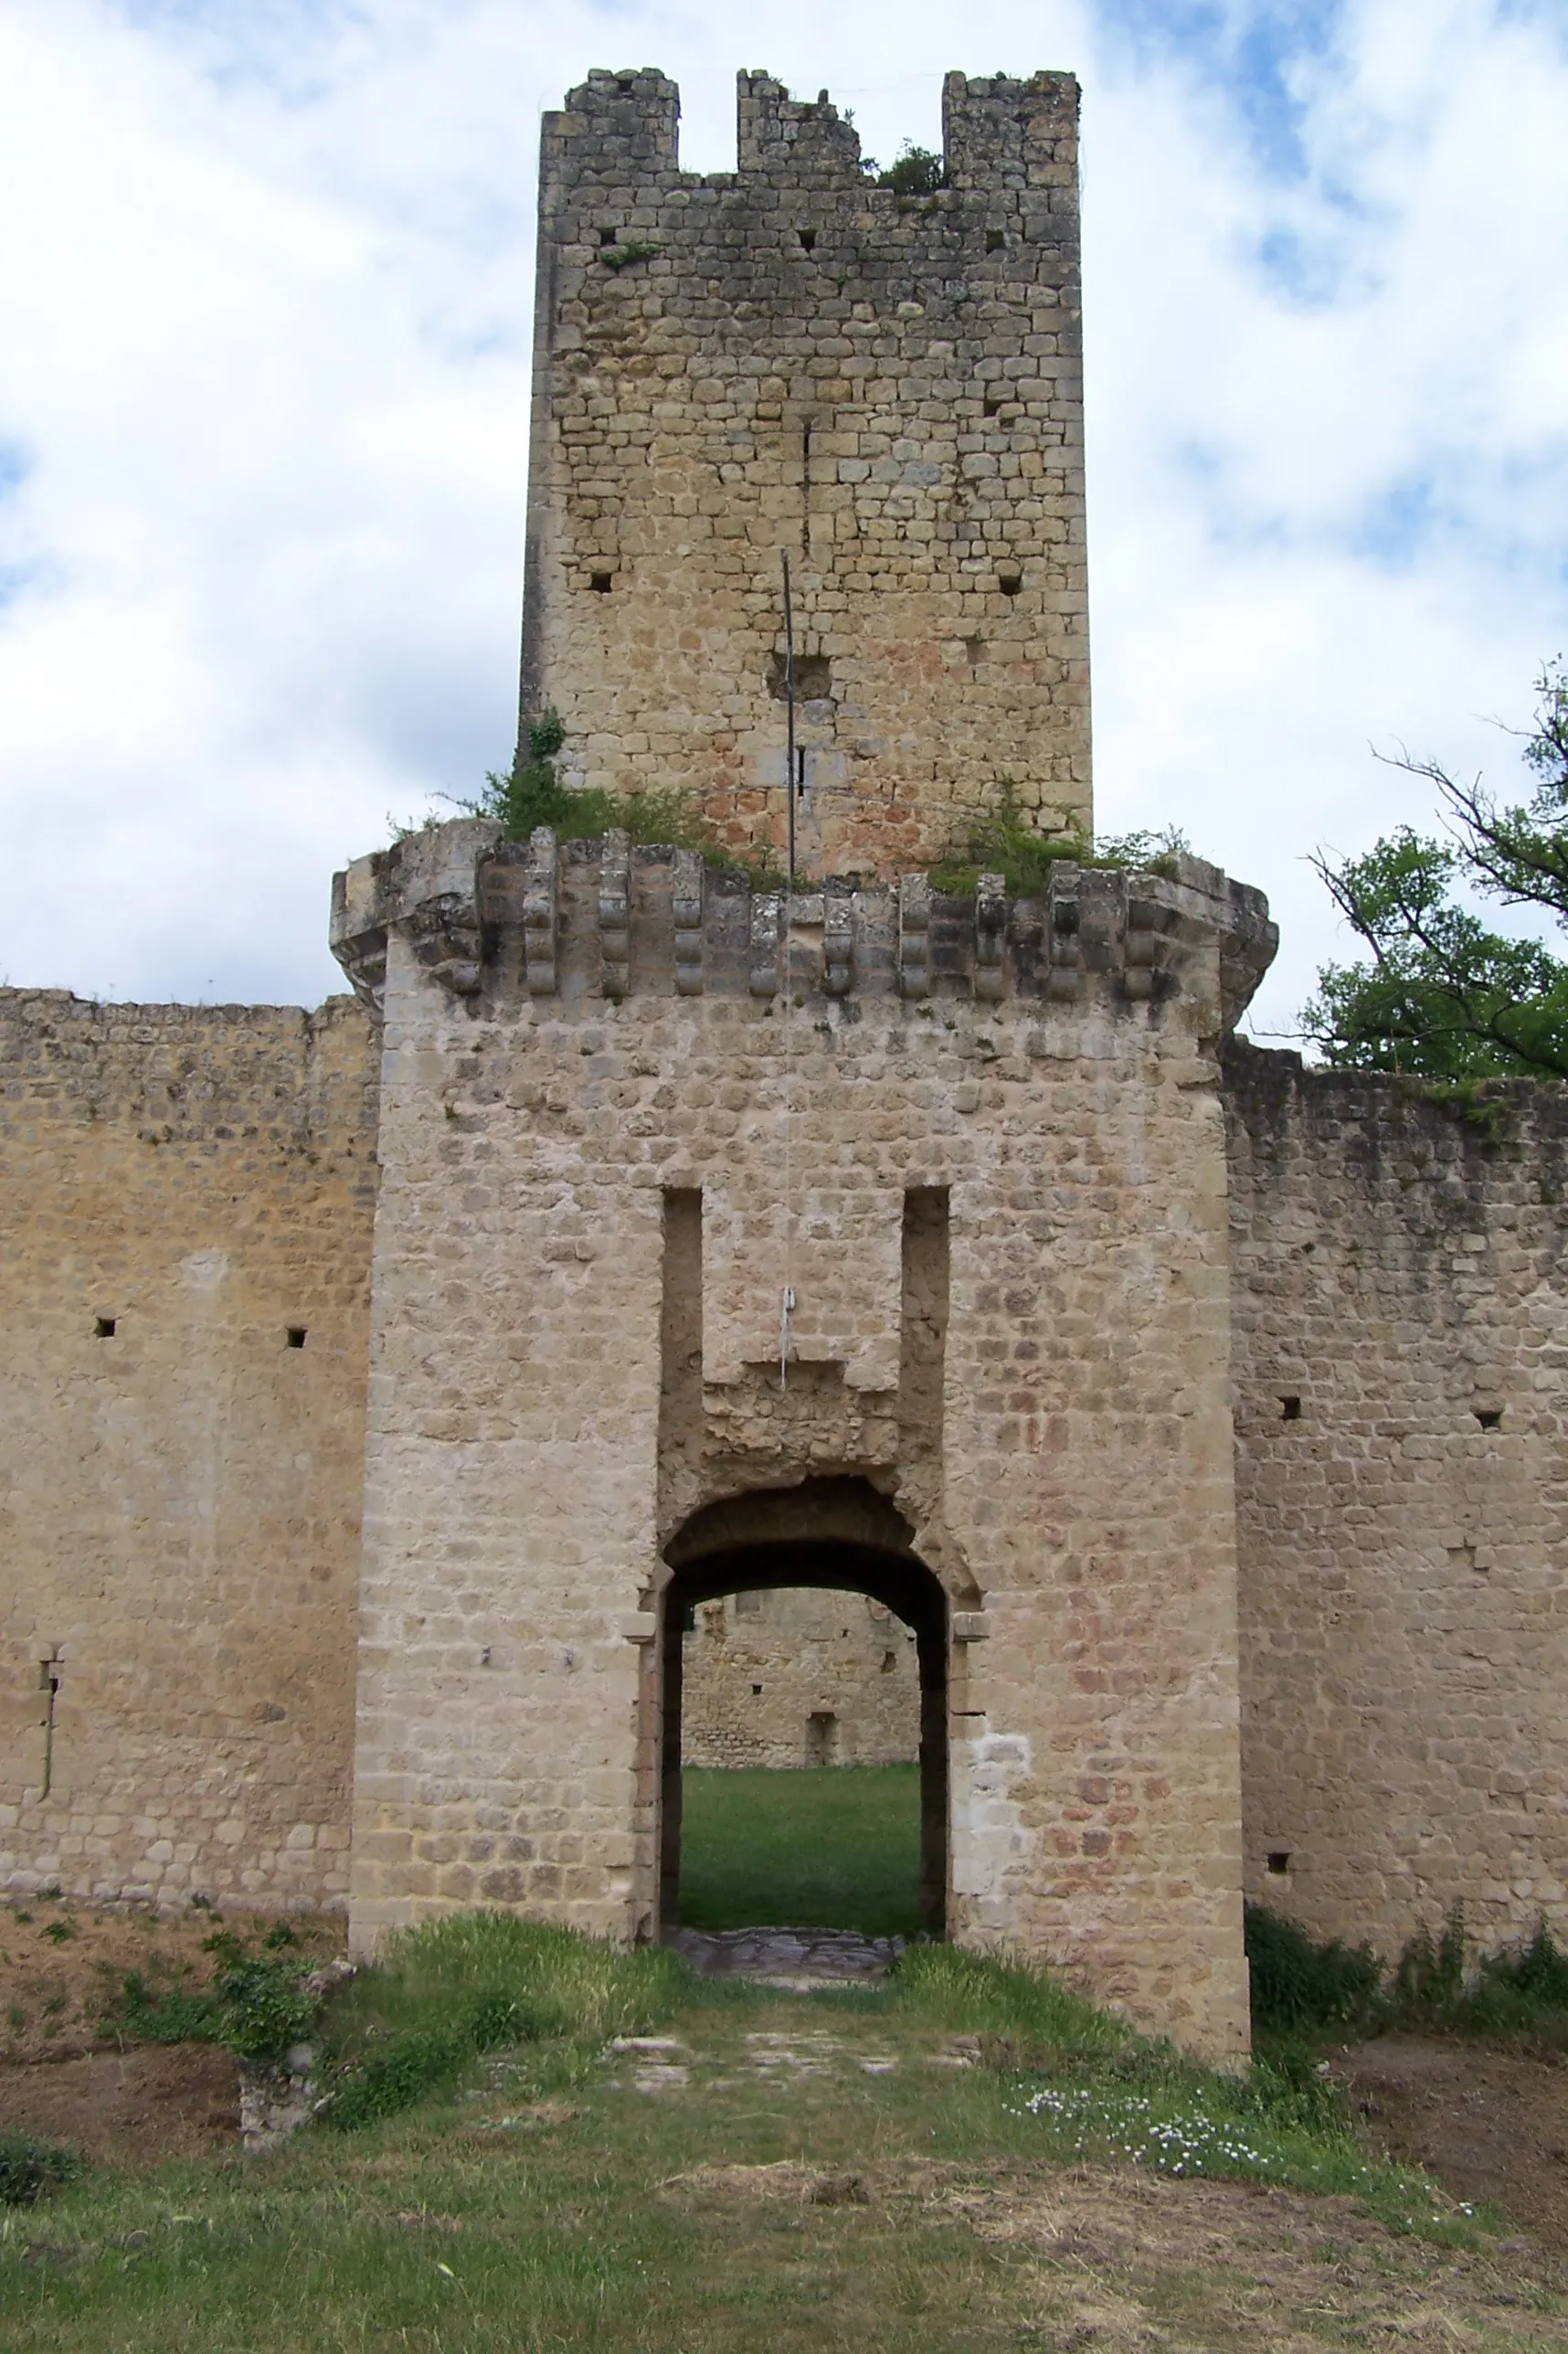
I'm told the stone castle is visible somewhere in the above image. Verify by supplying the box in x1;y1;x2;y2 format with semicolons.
4;68;1566;2062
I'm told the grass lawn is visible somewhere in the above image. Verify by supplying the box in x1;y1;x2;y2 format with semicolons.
0;1927;1550;2354
677;1765;920;1936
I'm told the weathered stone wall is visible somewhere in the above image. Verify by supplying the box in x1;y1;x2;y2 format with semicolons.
521;68;1088;877
1225;1042;1568;1958
334;819;1274;2058
682;1587;919;1767
0;990;378;1909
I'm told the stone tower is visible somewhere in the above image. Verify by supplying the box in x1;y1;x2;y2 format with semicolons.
326;65;1278;2062
518;69;1090;877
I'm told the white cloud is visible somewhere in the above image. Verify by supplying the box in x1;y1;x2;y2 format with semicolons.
0;0;1564;1029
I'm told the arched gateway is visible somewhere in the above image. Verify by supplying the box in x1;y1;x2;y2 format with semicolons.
659;1481;948;1937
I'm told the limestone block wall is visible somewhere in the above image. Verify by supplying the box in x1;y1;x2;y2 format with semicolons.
0;991;377;1908
334;818;1276;2056
521;67;1089;877
1225;1042;1568;1958
682;1588;919;1767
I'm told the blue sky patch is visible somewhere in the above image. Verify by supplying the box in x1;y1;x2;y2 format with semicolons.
1095;0;1347;181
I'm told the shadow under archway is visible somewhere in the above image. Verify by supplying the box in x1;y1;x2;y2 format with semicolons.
660;1484;948;1938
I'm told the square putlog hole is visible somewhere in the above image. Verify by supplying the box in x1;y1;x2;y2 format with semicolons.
1280;1394;1301;1421
1266;1851;1291;1877
94;1316;117;1339
286;1327;308;1350
1475;1408;1502;1430
589;572;613;593
997;571;1022;597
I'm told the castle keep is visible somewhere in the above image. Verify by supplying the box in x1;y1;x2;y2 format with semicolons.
4;69;1566;2063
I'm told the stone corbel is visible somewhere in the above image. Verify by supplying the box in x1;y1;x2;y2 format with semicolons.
673;852;705;996
329;816;501;1012
974;871;1006;1002
1045;865;1082;1002
524;827;560;997
599;828;630;1002
823;887;853;997
899;874;930;1000
749;892;781;999
405;896;483;999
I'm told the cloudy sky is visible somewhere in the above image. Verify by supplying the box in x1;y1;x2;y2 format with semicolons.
2;0;1565;1041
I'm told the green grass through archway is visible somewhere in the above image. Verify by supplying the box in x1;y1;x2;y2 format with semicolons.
676;1764;921;1937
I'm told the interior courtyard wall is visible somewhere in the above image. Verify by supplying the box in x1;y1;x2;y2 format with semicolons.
681;1587;920;1767
1224;1041;1568;1958
0;989;378;1909
523;69;1089;877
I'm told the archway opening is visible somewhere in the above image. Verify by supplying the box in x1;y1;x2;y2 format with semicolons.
659;1493;948;1941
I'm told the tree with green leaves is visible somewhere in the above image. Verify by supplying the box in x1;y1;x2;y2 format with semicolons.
1303;660;1568;1078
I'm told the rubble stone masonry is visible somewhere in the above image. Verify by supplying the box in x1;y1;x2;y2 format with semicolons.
521;69;1089;875
0;991;377;1908
1226;1043;1568;1957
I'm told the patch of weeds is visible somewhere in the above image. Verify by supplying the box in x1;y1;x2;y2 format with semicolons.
1245;1903;1381;2036
101;1961;220;2047
40;1919;75;1945
1251;1901;1568;2051
451;710;784;885
202;1931;317;2063
863;143;946;196
927;783;1192;897
319;1914;693;2131
1410;1077;1510;1139
98;1928;318;2061
601;240;660;270
0;2135;82;2207
890;1941;1129;2068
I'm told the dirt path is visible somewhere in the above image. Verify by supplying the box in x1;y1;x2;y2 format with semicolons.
0;2044;239;2165
1337;2033;1568;2251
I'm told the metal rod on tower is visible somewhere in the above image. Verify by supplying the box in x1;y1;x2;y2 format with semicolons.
782;550;796;894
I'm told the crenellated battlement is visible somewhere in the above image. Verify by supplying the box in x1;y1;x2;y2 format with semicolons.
543;66;1078;199
330;818;1277;1034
